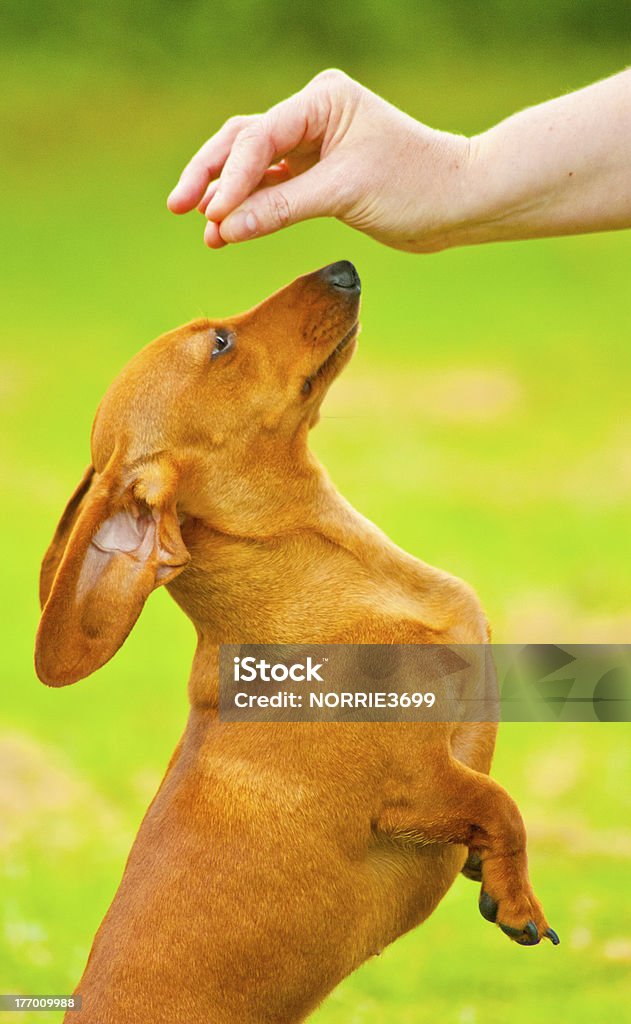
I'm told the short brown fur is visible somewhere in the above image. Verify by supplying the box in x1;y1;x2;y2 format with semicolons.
35;264;555;1023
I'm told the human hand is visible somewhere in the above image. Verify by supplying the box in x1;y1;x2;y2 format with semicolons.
167;69;471;252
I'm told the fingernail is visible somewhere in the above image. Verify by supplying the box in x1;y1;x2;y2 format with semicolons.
222;210;258;242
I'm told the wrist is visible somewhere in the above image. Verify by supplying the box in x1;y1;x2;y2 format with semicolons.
405;130;488;254
426;131;506;251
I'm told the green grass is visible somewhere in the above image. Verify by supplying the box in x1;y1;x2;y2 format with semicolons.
1;48;631;1024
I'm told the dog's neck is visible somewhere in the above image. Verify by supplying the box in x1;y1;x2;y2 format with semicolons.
168;450;482;707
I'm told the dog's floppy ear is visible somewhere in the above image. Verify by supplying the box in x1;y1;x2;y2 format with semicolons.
35;459;190;687
39;464;96;609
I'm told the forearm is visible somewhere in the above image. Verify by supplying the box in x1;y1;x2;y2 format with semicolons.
447;69;631;248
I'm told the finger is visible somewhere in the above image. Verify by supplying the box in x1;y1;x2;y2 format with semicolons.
167;115;257;214
259;161;295;185
203;164;292;217
199;164;292;216
218;162;333;243
203;219;228;249
205;92;315;222
197;179;220;214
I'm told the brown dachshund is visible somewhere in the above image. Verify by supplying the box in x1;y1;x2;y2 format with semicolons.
35;262;558;1024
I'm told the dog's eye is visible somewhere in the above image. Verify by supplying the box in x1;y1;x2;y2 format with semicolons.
302;378;313;396
211;329;234;360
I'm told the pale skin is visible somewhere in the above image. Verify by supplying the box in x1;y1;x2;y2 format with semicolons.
167;67;631;252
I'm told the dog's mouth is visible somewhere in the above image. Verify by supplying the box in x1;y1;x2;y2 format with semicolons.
312;322;359;381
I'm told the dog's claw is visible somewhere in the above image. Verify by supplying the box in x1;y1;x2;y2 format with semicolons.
500;919;540;945
479;892;558;947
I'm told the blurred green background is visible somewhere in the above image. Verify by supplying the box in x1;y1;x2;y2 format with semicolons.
1;2;631;1022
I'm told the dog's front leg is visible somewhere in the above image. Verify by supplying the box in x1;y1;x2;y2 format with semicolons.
379;756;559;946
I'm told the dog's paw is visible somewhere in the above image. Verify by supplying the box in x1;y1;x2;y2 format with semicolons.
478;890;560;946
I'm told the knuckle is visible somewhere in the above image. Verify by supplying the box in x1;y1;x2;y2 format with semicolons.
234;121;266;148
266;189;292;229
225;114;250;133
310;68;348;89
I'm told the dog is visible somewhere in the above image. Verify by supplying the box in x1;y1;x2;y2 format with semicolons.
35;261;558;1024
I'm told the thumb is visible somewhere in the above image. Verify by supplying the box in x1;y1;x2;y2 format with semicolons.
218;164;334;243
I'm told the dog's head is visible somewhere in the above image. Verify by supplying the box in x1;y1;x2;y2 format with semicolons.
35;262;360;686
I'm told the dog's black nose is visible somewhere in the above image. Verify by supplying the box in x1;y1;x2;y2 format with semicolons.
320;261;361;293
